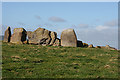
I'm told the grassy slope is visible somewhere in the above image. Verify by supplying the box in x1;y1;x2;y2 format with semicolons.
2;42;118;78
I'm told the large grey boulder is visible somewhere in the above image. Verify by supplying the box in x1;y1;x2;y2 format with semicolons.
3;27;11;42
10;28;27;44
28;27;51;45
61;29;77;47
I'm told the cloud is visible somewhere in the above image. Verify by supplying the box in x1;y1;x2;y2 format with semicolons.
95;25;109;31
44;23;53;27
95;19;100;22
95;19;118;31
35;15;41;20
18;22;26;26
36;23;55;28
104;20;117;27
78;24;89;28
49;16;66;22
76;28;118;49
71;24;77;28
71;24;89;29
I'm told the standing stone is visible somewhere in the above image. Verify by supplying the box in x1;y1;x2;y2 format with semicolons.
61;29;77;47
50;32;57;45
10;28;27;44
3;27;11;42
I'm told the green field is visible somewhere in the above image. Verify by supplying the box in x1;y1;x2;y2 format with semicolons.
2;42;119;78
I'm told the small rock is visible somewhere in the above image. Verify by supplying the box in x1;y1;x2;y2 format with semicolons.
83;43;88;47
95;46;101;48
23;40;28;44
105;45;110;48
88;44;94;48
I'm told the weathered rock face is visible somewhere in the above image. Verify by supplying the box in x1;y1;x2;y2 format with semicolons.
27;27;60;46
27;31;32;39
61;29;77;47
28;28;51;45
88;44;94;48
77;40;83;47
3;27;11;42
53;38;61;46
50;32;57;45
10;28;27;44
28;28;50;44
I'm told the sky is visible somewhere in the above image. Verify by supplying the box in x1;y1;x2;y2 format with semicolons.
1;2;118;49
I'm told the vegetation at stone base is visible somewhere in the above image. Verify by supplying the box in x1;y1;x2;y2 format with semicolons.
2;42;119;78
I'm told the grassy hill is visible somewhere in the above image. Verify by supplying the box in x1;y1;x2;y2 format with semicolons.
2;42;119;79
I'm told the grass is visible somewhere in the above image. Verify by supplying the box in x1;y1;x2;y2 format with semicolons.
2;42;119;78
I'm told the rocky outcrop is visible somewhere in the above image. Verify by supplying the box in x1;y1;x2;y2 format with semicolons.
61;29;77;47
27;27;60;46
3;27;117;50
10;28;27;44
3;27;11;42
28;28;51;45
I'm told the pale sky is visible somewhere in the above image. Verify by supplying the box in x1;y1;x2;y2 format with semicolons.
1;2;118;49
